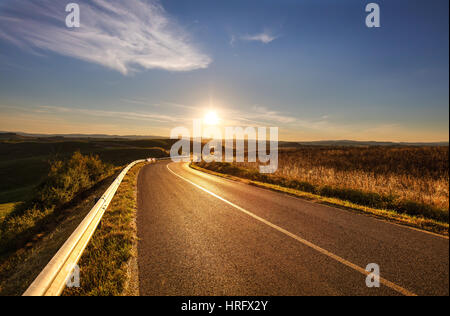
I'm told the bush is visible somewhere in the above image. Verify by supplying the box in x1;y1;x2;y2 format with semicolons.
32;152;111;210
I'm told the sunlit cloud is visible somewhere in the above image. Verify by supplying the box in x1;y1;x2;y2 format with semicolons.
0;0;212;75
217;106;296;126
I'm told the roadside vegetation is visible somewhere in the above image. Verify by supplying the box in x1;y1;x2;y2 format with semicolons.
0;176;115;295
0;136;170;295
63;162;144;296
193;146;449;234
0;136;172;219
0;152;113;255
0;153;118;295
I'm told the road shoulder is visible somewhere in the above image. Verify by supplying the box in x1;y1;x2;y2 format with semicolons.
63;162;147;296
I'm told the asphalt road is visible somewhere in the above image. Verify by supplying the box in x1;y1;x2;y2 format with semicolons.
137;161;449;296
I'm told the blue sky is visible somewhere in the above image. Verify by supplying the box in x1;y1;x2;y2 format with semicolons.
0;0;448;141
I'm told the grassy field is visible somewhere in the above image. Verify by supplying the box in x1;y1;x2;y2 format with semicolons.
0;137;173;219
194;145;449;231
273;146;449;211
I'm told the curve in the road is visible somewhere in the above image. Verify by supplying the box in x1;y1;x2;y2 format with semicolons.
136;161;449;296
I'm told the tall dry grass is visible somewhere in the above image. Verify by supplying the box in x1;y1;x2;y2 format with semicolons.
202;146;449;219
272;146;449;211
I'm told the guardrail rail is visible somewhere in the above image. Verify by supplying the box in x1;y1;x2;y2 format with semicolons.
23;159;147;296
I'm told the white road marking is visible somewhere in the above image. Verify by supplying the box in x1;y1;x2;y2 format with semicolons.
167;163;417;296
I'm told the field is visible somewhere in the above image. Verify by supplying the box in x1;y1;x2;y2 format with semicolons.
0;136;175;218
195;145;449;224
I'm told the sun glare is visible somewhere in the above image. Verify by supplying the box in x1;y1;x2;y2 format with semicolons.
204;111;220;125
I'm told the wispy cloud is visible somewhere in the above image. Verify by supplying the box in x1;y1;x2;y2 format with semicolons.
218;105;296;127
120;98;157;106
247;106;295;124
229;35;237;47
0;0;212;75
240;31;278;44
36;105;189;123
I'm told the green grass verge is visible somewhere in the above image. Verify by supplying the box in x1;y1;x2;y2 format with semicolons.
190;163;449;236
63;162;146;296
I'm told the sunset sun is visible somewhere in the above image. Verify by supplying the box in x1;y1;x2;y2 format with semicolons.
204;111;220;125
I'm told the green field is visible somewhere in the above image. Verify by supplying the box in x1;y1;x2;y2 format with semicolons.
0;137;174;219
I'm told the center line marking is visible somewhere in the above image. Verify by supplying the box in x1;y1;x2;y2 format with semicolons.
167;162;417;296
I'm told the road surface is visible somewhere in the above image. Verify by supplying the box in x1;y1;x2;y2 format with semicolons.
137;161;449;296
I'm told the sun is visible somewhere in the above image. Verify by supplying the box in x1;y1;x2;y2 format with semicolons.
204;110;220;125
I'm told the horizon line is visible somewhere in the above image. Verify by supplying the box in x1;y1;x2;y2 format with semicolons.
1;131;448;145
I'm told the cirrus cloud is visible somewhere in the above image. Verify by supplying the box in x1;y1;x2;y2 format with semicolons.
0;0;212;75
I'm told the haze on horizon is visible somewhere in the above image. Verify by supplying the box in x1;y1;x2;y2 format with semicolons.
0;0;448;143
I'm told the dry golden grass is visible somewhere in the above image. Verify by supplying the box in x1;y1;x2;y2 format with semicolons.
240;146;449;211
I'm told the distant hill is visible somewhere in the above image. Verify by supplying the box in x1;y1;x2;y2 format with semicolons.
0;132;168;140
1;132;447;147
0;133;36;140
294;140;449;147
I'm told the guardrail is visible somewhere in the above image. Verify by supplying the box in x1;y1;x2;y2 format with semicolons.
23;159;147;296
